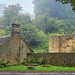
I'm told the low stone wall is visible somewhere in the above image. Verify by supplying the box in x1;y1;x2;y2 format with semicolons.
27;53;75;67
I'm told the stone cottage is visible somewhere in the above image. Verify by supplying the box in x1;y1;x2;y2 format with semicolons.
0;24;33;64
49;34;75;53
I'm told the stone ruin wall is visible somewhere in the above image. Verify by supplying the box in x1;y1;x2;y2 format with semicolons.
49;34;75;53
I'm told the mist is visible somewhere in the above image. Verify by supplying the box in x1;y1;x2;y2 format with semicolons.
0;0;34;16
0;0;75;53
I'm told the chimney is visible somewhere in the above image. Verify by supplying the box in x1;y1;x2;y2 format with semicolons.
12;24;20;36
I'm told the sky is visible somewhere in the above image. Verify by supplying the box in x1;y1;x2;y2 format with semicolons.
0;0;34;14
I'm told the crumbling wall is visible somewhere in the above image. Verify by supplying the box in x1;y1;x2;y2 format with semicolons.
49;36;61;52
49;34;75;52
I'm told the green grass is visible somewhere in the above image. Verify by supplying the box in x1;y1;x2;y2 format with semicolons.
0;65;75;72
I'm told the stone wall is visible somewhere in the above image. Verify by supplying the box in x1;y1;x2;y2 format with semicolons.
0;34;31;65
49;34;75;52
27;53;75;67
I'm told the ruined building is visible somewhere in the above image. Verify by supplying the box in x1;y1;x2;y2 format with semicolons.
49;34;75;53
0;24;33;64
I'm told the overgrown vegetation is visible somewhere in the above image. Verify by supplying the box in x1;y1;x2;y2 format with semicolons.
21;56;45;65
0;61;9;68
0;0;75;52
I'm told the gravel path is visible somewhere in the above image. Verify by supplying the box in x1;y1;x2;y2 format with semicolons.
0;71;75;75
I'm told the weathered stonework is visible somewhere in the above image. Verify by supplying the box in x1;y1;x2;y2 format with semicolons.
49;34;75;53
0;24;33;65
28;53;75;67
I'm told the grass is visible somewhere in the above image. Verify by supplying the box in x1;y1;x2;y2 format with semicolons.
0;65;75;72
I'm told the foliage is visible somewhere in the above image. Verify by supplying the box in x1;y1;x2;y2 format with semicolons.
47;18;75;34
48;33;63;36
30;30;49;52
26;57;45;65
5;25;12;35
72;31;75;34
30;57;36;63
27;57;35;63
20;23;48;52
33;0;75;19
33;16;75;34
33;0;75;35
3;4;22;26
32;15;47;32
20;24;38;46
37;57;45;65
18;14;32;25
0;29;6;37
0;61;9;68
56;0;75;12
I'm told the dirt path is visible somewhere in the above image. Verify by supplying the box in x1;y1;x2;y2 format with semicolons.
0;71;75;75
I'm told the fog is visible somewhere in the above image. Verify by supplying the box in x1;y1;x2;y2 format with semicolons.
0;0;75;53
0;0;34;16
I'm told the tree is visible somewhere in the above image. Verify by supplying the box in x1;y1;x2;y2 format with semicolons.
20;24;39;46
56;0;75;12
5;25;12;35
20;23;48;52
18;13;32;25
33;0;75;19
0;3;6;17
32;15;47;32
3;4;22;26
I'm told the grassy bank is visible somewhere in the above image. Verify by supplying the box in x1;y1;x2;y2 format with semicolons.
0;65;75;72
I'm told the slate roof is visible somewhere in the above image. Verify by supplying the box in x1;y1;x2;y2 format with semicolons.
0;35;11;44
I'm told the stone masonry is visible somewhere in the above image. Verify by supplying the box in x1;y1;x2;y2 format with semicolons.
49;34;75;53
0;24;33;65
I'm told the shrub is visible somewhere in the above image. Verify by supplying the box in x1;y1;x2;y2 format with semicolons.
37;57;45;65
0;61;9;68
30;57;36;63
27;57;35;63
26;58;31;63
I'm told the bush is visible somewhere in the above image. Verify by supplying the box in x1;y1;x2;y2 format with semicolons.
26;57;45;65
37;57;45;65
27;57;35;63
30;57;36;63
0;61;9;68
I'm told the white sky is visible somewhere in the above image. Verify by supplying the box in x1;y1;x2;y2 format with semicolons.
0;0;34;14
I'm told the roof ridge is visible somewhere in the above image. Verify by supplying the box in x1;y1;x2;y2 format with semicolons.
0;35;11;44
